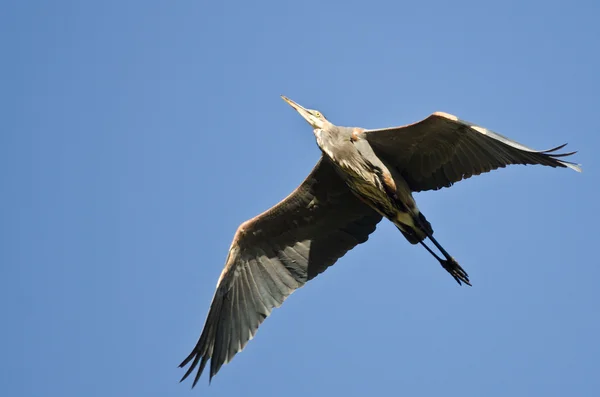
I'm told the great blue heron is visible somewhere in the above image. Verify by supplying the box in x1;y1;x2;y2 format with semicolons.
179;96;581;387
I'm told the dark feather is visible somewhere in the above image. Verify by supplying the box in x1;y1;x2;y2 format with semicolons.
179;156;382;386
364;112;581;192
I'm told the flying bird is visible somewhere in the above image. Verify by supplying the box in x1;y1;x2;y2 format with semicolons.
179;96;581;387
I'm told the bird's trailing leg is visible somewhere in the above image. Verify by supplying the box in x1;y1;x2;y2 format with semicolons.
418;238;471;286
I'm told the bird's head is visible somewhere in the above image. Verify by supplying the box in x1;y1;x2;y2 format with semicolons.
281;96;330;131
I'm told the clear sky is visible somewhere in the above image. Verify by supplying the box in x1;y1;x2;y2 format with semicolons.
3;1;599;396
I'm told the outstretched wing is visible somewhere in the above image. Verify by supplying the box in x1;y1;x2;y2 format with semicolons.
179;156;382;386
363;112;581;192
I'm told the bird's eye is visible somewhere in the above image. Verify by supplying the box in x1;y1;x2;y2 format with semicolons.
315;112;321;118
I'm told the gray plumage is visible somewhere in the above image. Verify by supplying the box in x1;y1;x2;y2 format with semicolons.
179;96;580;387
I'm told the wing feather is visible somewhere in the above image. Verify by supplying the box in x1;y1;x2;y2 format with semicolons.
364;113;581;192
180;156;382;386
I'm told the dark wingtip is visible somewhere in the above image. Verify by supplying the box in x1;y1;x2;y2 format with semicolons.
178;348;209;389
179;348;196;369
537;143;582;172
192;375;201;388
179;362;195;384
549;151;577;158
541;142;568;153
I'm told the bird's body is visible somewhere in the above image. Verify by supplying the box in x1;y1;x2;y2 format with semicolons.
179;96;581;387
316;125;429;245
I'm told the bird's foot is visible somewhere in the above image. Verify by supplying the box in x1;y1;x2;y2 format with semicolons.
440;257;471;286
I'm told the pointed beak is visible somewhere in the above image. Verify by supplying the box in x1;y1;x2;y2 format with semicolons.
281;95;323;129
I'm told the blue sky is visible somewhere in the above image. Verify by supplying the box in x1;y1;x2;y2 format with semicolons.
3;1;599;396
